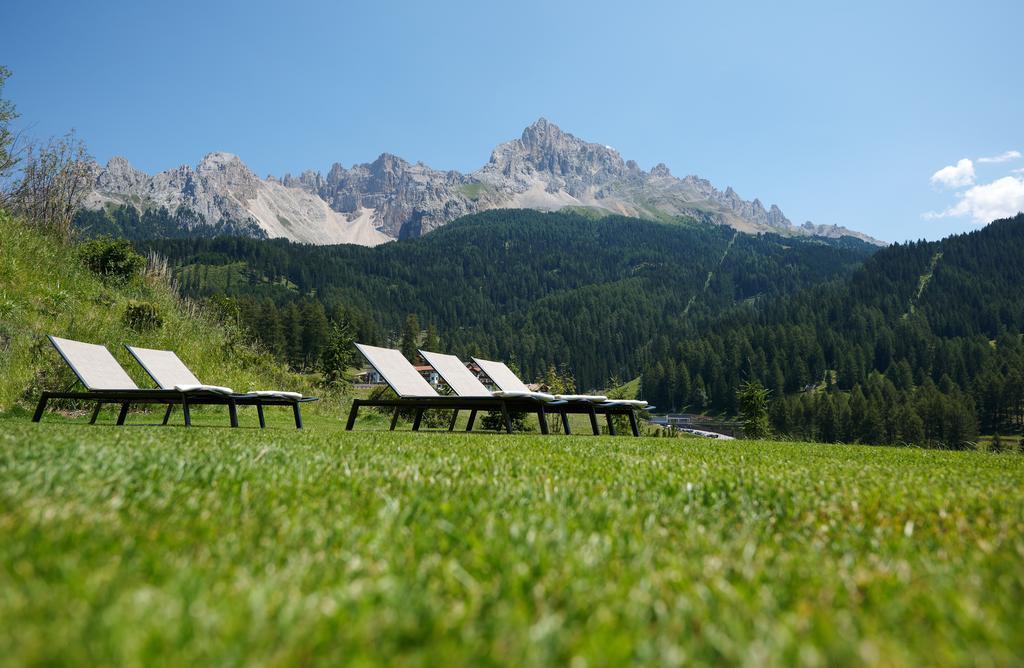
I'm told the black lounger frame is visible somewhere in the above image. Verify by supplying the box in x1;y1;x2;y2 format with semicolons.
345;395;639;436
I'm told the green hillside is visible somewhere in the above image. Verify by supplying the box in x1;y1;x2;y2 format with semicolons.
641;214;1024;446
139;210;877;389
0;210;309;413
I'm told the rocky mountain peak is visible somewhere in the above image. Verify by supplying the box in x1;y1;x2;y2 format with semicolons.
195;152;259;199
650;163;672;178
520;117;564;148
196;152;249;176
370;152;410;173
96;156;147;192
84;119;883;247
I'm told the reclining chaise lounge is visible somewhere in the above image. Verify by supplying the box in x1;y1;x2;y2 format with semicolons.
126;345;316;428
471;356;647;436
33;336;315;428
345;344;567;433
345;343;645;435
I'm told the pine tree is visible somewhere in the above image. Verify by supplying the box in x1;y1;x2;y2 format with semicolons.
422;323;440;354
736;380;772;439
399;313;420;361
320;316;356;389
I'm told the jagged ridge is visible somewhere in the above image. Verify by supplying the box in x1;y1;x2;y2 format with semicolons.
84;118;883;246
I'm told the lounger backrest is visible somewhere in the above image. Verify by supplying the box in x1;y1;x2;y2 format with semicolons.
356;343;439;398
419;350;492;397
48;336;139;390
471;357;531;393
126;346;202;389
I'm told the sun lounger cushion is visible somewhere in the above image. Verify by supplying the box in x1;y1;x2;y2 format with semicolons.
601;399;649;407
173;384;235;394
493;390;559;402
555;394;608;402
248;390;303;399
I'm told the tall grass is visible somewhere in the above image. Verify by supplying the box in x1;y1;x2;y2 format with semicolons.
0;210;311;411
0;423;1022;664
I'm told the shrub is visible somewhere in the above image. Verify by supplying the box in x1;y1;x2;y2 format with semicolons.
481;409;528;432
123;300;163;332
367;384;453;428
77;236;145;284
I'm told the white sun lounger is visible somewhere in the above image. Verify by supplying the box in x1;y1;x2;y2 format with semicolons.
420;348;574;433
125;345;315;428
32;336;304;428
472;356;645;435
347;344;562;434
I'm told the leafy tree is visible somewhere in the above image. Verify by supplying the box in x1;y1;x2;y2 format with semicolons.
8;131;92;239
0;65;19;189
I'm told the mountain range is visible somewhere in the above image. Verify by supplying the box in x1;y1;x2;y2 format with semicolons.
84;118;882;246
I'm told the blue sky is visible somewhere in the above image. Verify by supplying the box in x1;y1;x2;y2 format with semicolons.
3;0;1021;242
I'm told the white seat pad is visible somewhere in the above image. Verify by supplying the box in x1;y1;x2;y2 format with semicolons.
555;394;608;402
493;390;559;402
249;390;303;399
174;384;234;394
600;399;648;407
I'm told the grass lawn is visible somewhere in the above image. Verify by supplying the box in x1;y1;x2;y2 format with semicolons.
1;414;1022;666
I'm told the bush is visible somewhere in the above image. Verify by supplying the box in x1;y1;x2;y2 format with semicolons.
481;409;529;432
367;384;453;428
123;300;163;332
77;236;145;284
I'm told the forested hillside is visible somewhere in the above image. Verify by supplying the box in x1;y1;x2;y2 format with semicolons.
640;214;1024;447
139;210;876;388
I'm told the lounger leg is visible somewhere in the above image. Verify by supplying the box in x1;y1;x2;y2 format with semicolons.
465;409;477;432
537;405;550;435
561;412;571;435
293;402;303;429
162;404;174;425
182;396;191;427
501;402;513;434
448;409;459;432
228;399;239;428
412;408;424;431
32;393;50;423
345;400;361;431
90;402;103;424
628;409;639;437
116;402;130;426
257;402;266;429
606;413;616;436
389;407;400;431
588;407;599;435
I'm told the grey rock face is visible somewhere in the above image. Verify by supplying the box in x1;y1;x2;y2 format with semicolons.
84;118;883;246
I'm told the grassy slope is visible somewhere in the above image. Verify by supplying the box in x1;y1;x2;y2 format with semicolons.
1;418;1022;665
0;211;311;412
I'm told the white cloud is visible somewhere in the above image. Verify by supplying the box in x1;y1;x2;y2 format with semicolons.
977;150;1021;164
923;176;1024;224
1012;167;1024;175
930;158;975;189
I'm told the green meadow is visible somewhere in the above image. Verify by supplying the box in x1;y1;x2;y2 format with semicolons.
1;414;1022;666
